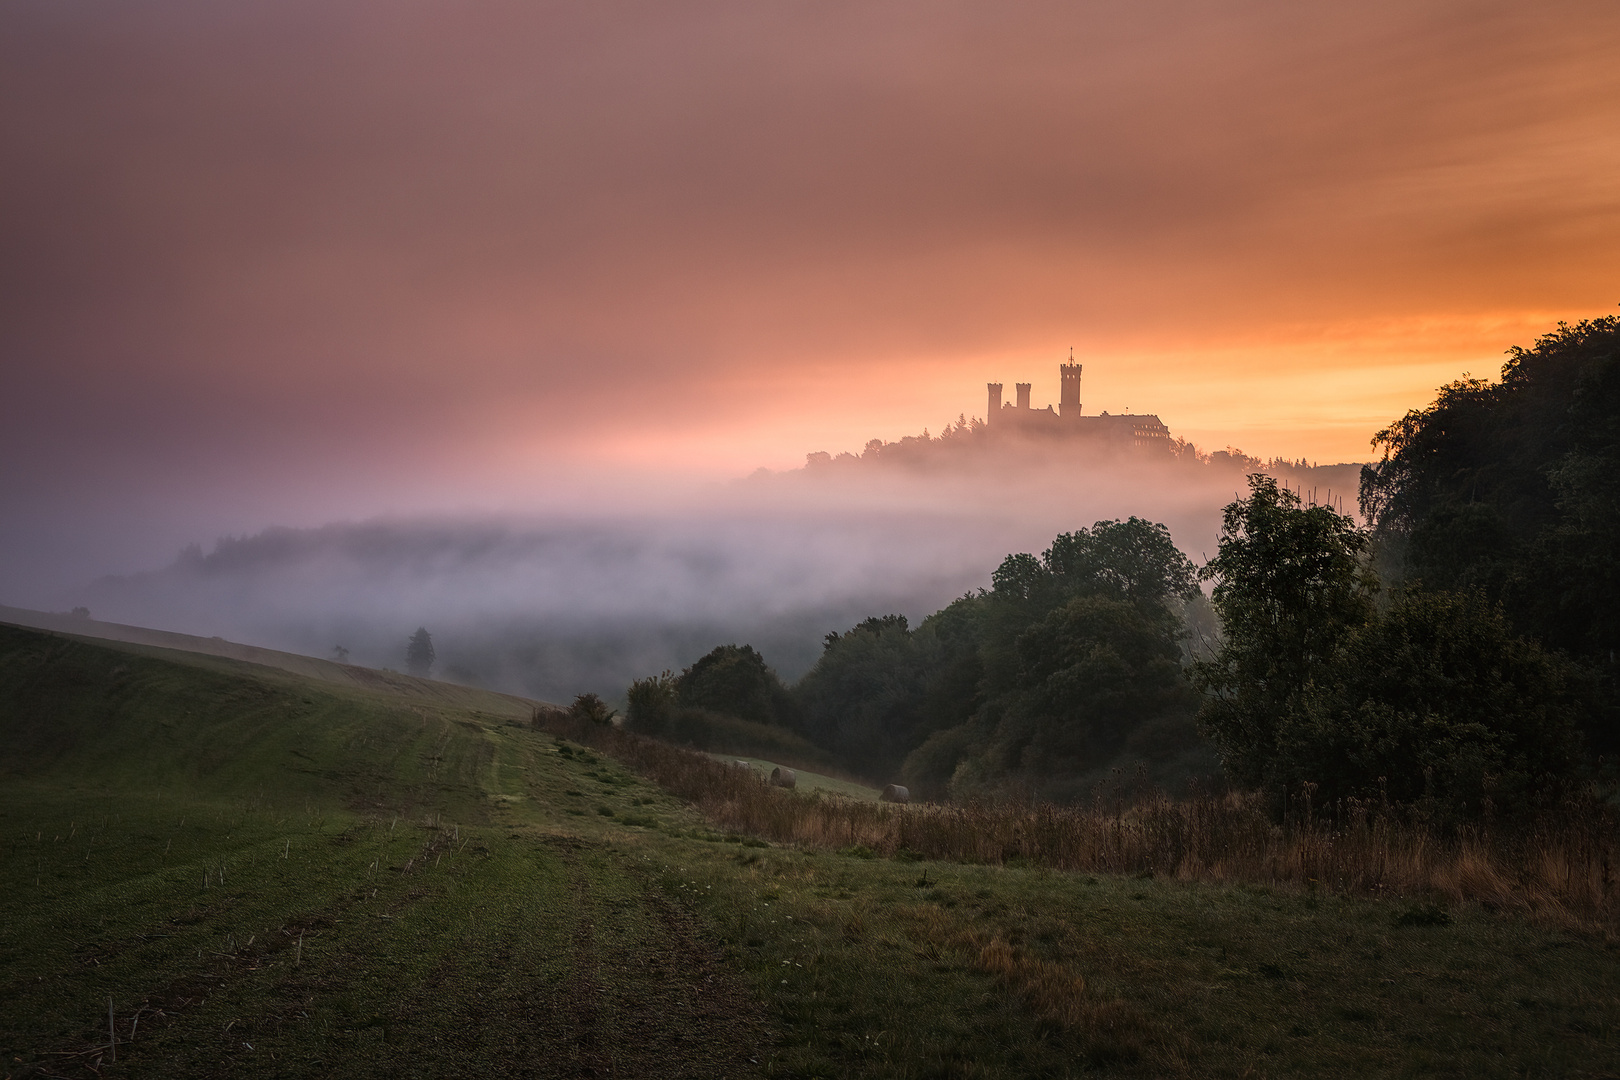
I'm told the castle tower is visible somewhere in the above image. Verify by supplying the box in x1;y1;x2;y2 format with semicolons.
1015;382;1032;410
987;382;1003;421
1060;357;1082;418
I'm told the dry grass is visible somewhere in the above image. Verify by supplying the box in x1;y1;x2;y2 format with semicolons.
543;716;1620;931
970;931;1149;1064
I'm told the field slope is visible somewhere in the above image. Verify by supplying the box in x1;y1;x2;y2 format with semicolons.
2;621;1617;1078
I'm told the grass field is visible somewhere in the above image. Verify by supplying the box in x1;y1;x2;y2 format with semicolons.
3;622;1618;1078
705;755;882;801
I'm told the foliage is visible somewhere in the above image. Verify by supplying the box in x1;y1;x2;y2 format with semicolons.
675;643;796;727
627;649;828;761
994;595;1200;785
624;669;679;736
665;707;834;766
792;518;1207;799
1197;476;1583;818
568;691;617;726
792;614;953;780
1287;588;1583;817
1192;475;1377;790
1043;516;1198;610
405;625;435;677
1359;315;1620;750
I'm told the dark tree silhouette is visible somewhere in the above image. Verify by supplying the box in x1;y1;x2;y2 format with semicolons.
568;692;616;726
1196;476;1581;818
405;627;435;677
675;644;793;727
791;518;1203;797
1360;314;1620;754
1191;475;1376;791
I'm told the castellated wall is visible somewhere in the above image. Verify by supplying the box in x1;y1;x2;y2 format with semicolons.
986;360;1171;450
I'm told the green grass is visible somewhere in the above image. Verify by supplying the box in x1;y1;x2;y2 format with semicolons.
3;622;1617;1078
706;755;882;800
686;852;1620;1077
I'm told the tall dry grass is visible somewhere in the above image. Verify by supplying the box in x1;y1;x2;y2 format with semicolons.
541;716;1620;931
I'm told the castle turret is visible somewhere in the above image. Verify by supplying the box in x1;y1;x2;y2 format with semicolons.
1015;382;1032;410
1060;360;1082;418
987;382;1003;421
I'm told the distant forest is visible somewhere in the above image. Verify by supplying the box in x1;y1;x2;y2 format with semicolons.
624;315;1620;820
794;413;1342;482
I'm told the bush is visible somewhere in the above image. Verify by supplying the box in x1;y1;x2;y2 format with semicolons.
529;703;570;730
568;692;617;726
676;644;795;727
1280;588;1583;819
625;670;678;736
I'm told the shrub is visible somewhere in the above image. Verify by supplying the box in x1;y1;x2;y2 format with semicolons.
529;703;570;730
625;670;678;736
568;692;617;726
676;644;795;727
1281;588;1583;819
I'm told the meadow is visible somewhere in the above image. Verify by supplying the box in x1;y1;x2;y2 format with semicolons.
3;623;1617;1078
554;717;1620;933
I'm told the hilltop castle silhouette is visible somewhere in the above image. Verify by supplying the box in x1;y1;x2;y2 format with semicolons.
798;353;1175;473
986;355;1170;449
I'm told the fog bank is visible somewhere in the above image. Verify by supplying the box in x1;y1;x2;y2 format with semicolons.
69;448;1361;702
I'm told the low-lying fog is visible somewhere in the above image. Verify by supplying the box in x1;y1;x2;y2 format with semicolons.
61;446;1361;703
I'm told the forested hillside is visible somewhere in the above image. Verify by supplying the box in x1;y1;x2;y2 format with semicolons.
627;317;1620;819
629;519;1218;801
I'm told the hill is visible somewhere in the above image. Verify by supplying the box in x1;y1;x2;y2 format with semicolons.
2;622;1616;1078
0;604;545;714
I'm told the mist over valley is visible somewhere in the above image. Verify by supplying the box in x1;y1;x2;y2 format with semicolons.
66;432;1363;704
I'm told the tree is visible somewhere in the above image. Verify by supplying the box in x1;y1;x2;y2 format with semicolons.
625;670;678;736
1043;517;1198;613
999;593;1199;778
794;614;936;775
1359;315;1620;753
798;520;1205;796
990;552;1048;603
1196;476;1583;817
405;627;435;677
1192;476;1376;791
1286;589;1581;817
675;644;794;727
568;692;617;726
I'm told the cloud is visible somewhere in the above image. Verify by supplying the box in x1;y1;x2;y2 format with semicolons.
1;0;1615;603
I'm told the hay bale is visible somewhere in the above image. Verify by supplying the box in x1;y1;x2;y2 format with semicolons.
770;766;796;788
880;783;910;804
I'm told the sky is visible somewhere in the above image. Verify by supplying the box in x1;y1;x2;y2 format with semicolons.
3;0;1619;606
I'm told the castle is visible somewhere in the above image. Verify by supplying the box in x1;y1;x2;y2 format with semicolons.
986;357;1171;450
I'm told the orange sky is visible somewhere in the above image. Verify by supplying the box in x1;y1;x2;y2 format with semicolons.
2;0;1618;595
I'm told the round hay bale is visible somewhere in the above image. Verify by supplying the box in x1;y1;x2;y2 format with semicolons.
770;766;796;788
880;783;910;804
